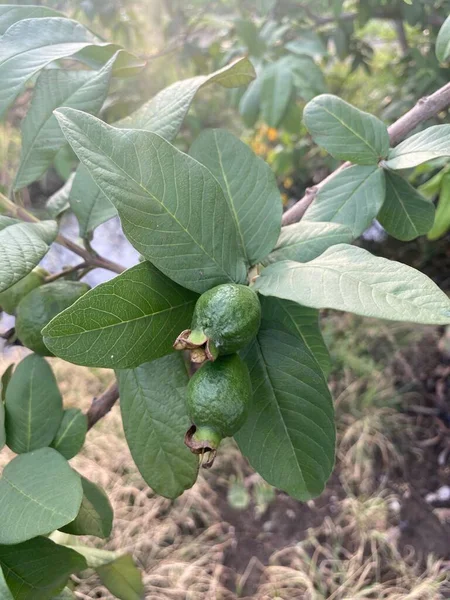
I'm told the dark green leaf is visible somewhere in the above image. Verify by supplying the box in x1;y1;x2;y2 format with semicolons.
235;297;335;500
302;165;386;237
239;78;262;128
60;476;113;539
0;5;62;35
0;448;83;544
385;125;450;170
254;244;450;324
285;55;326;101
97;554;144;600
50;409;87;460
378;170;435;241
0;566;13;600
54;108;248;293
189;129;282;265
43;262;198;368
1;364;13;402
260;61;293;127
0;398;5;452
0;537;86;600
303;94;390;164
0;219;57;293
5;354;63;454
118;354;198;499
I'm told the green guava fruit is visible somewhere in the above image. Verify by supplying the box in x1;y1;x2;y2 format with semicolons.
0;267;48;315
185;353;251;467
174;283;261;362
15;281;90;356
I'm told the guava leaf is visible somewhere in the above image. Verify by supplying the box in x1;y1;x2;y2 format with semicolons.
428;173;450;240
385;125;450;170
97;554;144;600
43;262;198;368
303;94;390;164
118;353;198;499
0;4;62;35
254;244;450;324
50;408;87;460
54;108;248;292
436;15;450;62
0;448;83;544
260;60;293;127
190;128;282;265
235;296;335;500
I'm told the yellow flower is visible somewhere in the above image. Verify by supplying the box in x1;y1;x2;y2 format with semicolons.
267;127;278;142
283;177;294;189
281;193;289;205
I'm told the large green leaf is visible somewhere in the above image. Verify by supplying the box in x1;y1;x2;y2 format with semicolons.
378;170;435;241
5;354;63;454
50;408;87;460
436;15;450;62
0;17;133;118
43;262;198;368
235;297;335;500
385;125;450;170
189;129;282;265
234;19;266;57
0;448;83;544
303;94;390;164
97;554;144;600
0;4;61;34
0;218;57;293
260;61;293;127
281;55;326;101
70;165;116;237
264;221;353;265
428;173;450;240
60;476;113;539
118;353;198;499
285;31;327;57
54;108;248;292
302;165;386;237
14;54;117;190
253;244;450;324
0;537;86;600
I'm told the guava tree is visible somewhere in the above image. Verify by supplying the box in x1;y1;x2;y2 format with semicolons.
1;4;450;599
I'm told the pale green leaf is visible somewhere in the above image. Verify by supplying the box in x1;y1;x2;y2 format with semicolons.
46;174;74;218
0;219;57;293
54;108;248;292
0;5;61;35
234;19;266;57
43;262;197;368
118;353;198;499
436;15;450;62
0;537;86;600
14;54;117;190
285;31;327;57
0;566;13;600
52;588;76;599
235;296;335;500
378;170;435;241
385;125;450;170
239;77;262;128
0;448;83;544
189;128;282;264
428;173;450;240
60;476;113;539
70;165;116;237
50;408;87;460
283;55;326;101
302;165;386;237
303;94;390;164
0;400;5;452
260;61;293;127
264;221;353;265
254;244;450;324
97;554;144;600
63;545;120;569
5;354;63;454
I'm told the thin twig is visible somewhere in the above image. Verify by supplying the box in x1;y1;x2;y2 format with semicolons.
282;81;450;226
86;382;119;430
43;262;90;283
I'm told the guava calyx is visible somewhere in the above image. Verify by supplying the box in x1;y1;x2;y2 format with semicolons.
173;328;218;363
184;425;222;468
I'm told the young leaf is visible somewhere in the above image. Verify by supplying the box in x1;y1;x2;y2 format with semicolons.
0;4;62;35
436;15;450;62
189;129;282;265
378;170;435;241
5;354;63;454
60;476;113;539
260;61;293;127
0;448;83;544
50;408;87;460
96;554;144;600
253;244;450;324
0;218;57;293
14;54;117;190
0;537;86;600
235;297;335;500
118;353;198;499
54;108;248;293
43;262;198;368
303;94;390;164
385;125;450;170
264;221;353;265
302;165;386;237
428;173;450;240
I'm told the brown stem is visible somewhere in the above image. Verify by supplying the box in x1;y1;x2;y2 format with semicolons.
86;382;119;430
43;262;90;283
282;81;450;226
